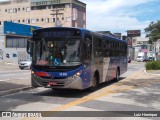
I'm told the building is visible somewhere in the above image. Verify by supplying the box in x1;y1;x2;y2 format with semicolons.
132;37;151;60
0;0;86;28
0;21;40;64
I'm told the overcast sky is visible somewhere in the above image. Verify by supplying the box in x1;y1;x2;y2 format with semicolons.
81;0;160;36
0;0;160;36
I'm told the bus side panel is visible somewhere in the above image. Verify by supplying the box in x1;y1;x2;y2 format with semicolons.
105;57;114;82
119;56;128;75
83;64;91;89
102;57;110;82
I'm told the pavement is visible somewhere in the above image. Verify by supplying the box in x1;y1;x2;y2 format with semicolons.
0;61;160;96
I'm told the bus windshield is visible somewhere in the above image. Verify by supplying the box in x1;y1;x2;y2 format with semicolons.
32;38;82;67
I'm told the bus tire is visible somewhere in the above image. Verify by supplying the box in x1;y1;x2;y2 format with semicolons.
88;74;98;92
114;68;120;81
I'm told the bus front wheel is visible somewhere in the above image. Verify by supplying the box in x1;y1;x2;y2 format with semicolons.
88;75;98;92
114;68;120;81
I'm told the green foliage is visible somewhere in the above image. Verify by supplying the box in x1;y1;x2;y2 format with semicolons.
145;20;160;43
145;61;160;70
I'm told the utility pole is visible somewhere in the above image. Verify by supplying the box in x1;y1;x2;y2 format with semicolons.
51;7;64;27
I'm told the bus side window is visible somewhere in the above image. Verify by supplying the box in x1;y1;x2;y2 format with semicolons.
84;35;92;64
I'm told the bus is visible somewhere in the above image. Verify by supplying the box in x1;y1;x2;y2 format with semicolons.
27;27;128;91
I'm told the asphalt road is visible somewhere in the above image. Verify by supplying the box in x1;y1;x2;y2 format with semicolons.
0;62;160;120
0;63;31;95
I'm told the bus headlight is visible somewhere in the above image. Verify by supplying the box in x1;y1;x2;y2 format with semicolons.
68;70;82;80
76;70;82;76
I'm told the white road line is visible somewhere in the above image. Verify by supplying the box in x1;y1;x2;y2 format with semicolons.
0;70;31;73
0;77;30;81
0;79;11;81
1;73;30;76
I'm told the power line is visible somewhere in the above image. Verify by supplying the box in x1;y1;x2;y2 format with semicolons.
50;7;64;27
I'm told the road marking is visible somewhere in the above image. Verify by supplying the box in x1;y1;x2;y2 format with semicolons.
1;74;15;76
0;79;10;81
0;70;31;73
1;73;31;77
0;77;30;81
50;86;135;112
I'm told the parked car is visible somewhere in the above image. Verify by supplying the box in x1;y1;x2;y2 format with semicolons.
19;59;32;70
136;56;144;62
147;57;154;61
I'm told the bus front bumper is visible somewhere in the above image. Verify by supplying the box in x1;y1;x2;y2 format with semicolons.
31;74;84;90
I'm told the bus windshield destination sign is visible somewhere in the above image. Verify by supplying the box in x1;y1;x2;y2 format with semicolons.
40;30;81;37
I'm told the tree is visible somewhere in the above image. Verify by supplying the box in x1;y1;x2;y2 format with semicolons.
145;20;160;44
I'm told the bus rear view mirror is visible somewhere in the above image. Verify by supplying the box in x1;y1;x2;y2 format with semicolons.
27;38;33;55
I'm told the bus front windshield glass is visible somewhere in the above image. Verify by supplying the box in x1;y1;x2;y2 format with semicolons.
33;38;82;67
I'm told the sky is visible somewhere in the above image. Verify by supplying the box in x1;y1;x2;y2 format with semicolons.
0;0;160;36
81;0;160;36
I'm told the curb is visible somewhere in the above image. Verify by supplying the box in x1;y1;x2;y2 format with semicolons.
144;69;160;76
0;86;34;97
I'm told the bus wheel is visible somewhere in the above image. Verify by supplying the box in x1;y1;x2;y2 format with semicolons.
88;75;98;92
114;68;120;81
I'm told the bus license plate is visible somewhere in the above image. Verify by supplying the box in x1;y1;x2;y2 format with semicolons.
48;82;57;86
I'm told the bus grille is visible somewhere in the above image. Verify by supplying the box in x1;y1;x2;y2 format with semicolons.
40;76;67;79
42;81;64;86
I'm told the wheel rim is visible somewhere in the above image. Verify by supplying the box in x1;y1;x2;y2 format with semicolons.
116;70;119;80
92;76;97;87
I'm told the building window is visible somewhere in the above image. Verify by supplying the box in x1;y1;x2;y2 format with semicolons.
83;13;86;21
51;18;55;22
6;37;28;48
18;20;20;23
66;17;71;22
22;20;25;22
0;21;1;25
41;18;44;22
26;7;30;12
26;19;30;24
45;18;49;23
31;19;36;23
65;4;70;8
5;9;7;12
62;17;64;21
13;8;17;13
22;8;25;11
48;6;51;9
18;8;20;11
36;19;39;22
8;9;13;13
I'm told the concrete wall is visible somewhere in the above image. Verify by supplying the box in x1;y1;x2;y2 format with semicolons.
2;48;28;64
